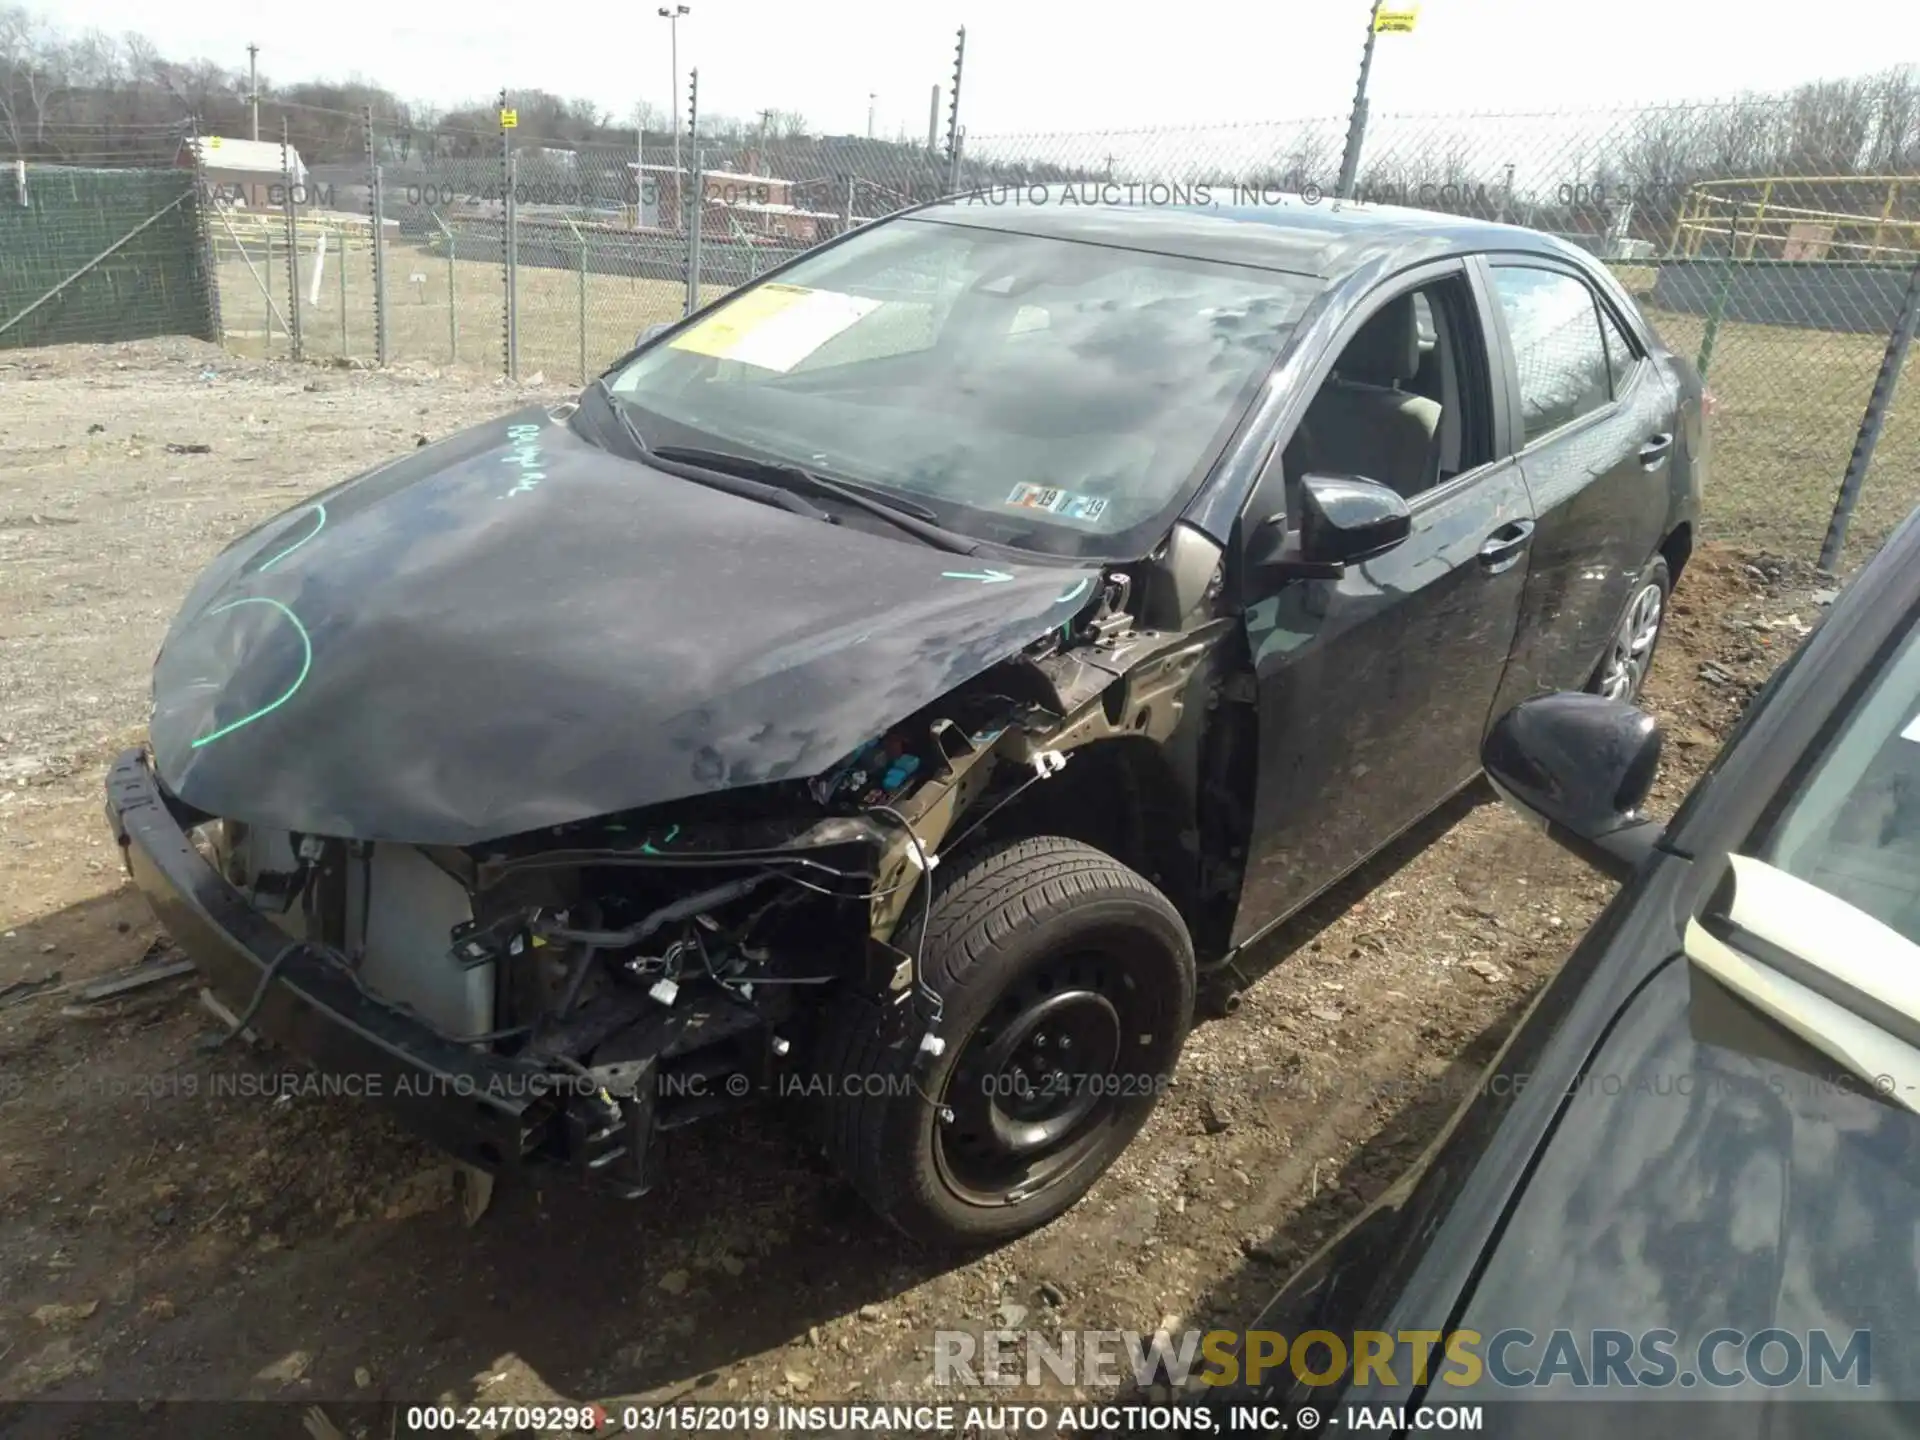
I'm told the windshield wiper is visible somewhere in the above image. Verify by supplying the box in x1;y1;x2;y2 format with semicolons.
589;381;831;523
592;377;648;450
652;444;980;556
653;444;939;520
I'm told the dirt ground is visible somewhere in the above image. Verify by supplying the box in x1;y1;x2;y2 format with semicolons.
0;339;1836;1432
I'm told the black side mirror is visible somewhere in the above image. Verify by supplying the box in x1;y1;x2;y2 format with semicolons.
1248;473;1413;583
1482;692;1664;882
1299;473;1412;563
635;322;673;348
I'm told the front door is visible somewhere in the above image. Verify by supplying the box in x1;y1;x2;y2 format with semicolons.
1230;267;1533;948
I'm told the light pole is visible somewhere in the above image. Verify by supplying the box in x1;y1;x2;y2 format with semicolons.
868;92;876;140
659;5;690;185
247;43;260;142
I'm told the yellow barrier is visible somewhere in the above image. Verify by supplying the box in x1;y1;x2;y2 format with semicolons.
205;207;394;254
1670;175;1920;261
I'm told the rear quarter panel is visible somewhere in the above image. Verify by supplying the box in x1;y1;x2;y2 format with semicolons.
1664;349;1708;547
1608;277;1705;552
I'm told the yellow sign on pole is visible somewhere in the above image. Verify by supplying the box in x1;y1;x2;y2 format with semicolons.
499;108;519;129
1374;3;1420;32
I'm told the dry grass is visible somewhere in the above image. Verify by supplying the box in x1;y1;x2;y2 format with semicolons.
212;235;730;383
1644;303;1920;566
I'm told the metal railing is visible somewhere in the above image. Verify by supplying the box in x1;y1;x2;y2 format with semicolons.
1672;175;1920;261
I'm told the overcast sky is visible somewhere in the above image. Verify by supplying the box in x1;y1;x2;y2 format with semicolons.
38;0;1920;138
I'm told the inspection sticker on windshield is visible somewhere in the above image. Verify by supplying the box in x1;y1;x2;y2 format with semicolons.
1006;483;1110;524
1903;708;1920;743
669;282;880;372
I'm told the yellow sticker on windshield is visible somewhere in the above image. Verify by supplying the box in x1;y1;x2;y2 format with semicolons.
670;282;881;372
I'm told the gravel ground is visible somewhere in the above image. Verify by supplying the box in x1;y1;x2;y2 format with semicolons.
0;340;1833;1433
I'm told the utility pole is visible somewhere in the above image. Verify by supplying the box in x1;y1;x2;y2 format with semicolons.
247;43;260;142
1820;260;1920;571
659;4;690;186
868;92;876;140
683;67;702;315
279;116;302;360
1335;0;1383;199
944;26;966;191
500;87;516;379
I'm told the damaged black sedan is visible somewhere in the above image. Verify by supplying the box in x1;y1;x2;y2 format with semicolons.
105;192;1703;1246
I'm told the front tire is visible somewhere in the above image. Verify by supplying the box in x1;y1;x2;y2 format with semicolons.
1589;554;1671;703
811;836;1195;1247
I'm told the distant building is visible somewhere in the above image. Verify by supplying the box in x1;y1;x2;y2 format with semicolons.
519;145;580;171
178;136;309;209
630;161;841;241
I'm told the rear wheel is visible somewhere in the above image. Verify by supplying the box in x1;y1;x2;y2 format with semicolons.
811;836;1194;1247
1590;555;1671;703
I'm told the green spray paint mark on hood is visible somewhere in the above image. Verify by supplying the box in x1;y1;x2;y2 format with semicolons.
188;596;313;749
258;503;326;572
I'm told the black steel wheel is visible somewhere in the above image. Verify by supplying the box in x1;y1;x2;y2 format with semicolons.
810;836;1194;1246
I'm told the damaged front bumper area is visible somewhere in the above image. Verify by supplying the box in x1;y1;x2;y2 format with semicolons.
103;750;542;1165
103;749;667;1194
104;742;935;1202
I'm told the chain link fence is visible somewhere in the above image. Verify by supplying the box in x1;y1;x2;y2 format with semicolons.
933;99;1920;563
5;83;1918;568
213;92;1918;564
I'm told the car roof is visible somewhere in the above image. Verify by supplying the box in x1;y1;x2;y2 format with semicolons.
905;185;1584;279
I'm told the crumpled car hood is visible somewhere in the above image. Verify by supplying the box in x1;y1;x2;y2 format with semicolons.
149;405;1096;845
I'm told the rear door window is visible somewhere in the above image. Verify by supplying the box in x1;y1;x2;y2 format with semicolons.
1489;267;1613;444
1595;302;1640;398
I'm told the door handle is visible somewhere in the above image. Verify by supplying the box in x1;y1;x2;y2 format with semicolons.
1478;519;1535;573
1639;432;1674;467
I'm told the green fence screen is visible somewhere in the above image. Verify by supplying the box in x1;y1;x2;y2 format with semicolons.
0;166;218;351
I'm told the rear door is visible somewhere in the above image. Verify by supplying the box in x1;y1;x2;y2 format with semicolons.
1229;263;1534;946
1481;257;1676;712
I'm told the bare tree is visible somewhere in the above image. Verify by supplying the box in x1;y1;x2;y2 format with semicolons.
0;4;66;155
767;107;809;140
1866;65;1920;172
1701;97;1783;180
1784;77;1874;175
1277;123;1335;191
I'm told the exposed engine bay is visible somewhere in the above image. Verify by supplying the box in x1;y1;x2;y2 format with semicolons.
192;556;1241;1200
